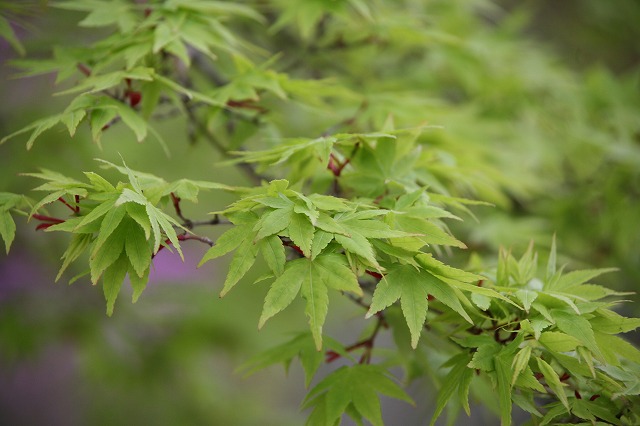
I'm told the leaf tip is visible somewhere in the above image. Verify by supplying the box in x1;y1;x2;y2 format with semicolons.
257;316;267;329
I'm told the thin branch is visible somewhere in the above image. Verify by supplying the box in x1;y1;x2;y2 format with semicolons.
187;217;232;228
178;233;213;246
57;196;78;213
152;231;214;258
170;192;190;226
168;195;232;230
325;314;386;365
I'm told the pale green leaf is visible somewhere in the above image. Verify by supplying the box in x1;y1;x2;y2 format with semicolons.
415;253;484;283
551;268;618;291
108;99;148;141
429;352;473;426
539;331;581;352
395;189;425;210
254;207;293;240
305;365;412;426
254;195;294;209
0;16;25;56
590;309;640;334
301;262;329;350
29;190;66;218
259;258;306;328
515;289;538;313
152;206;184;259
400;280;430;348
198;225;251;266
103;254;129;316
90;222;126;284
546;234;557;281
116;188;148;206
423;272;473;324
288;212;314;257
544;292;581;314
1;114;58;146
56;233;93;282
495;352;514;426
60;109;87;137
0;210;16;254
126;202;151;240
315;214;349;235
334;232;379;268
313;254;361;296
84;172;116;192
124;219;151;277
238;332;333;387
576;346;596;378
74;196;118;230
446;280;522;309
46;216;99;234
91;204;126;257
552;310;602;360
468;341;502;372
340;218;410;239
471;292;491;310
511;393;543;417
458;363;474;416
367;275;402;317
308;194;350;211
259;234;286;276
129;264;150;303
393;215;466;248
536;357;569;411
90;108;117;143
511;346;532;386
219;236;259;296
310;230;333;260
367;265;429;348
371;240;418;264
352;388;383;426
595;332;640;365
514;366;546;393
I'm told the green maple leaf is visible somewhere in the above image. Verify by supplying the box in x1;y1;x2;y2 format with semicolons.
367;264;472;348
259;254;361;350
0;197;19;253
303;364;413;426
430;352;474;426
239;332;346;387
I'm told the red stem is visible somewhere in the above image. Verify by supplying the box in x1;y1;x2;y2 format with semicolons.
327;153;350;177
170;192;185;221
152;233;214;258
32;214;65;224
77;63;92;76
32;214;65;231
326;316;385;365
365;270;383;280
281;239;305;257
36;223;58;231
58;197;77;213
226;99;268;113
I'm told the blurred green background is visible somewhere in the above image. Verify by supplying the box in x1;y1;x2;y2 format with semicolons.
1;1;639;424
